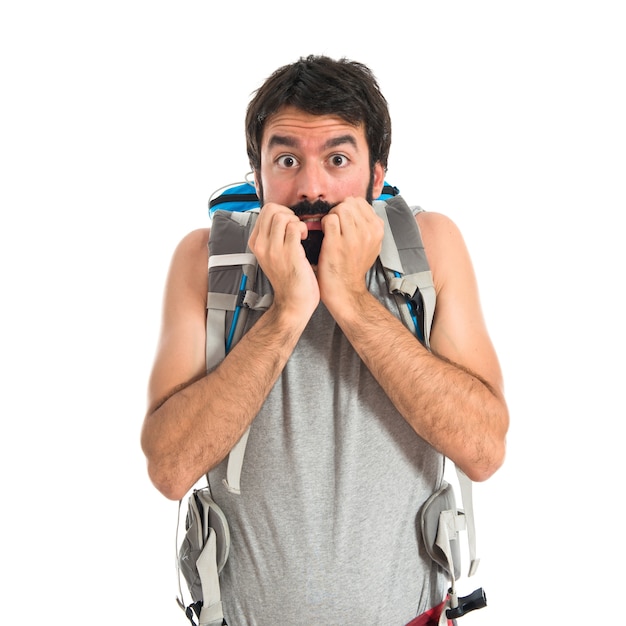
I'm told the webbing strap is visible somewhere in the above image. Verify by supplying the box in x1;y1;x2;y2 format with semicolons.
206;293;238;311
208;252;256;269
439;602;452;626
206;309;227;371
223;429;250;494
456;467;480;577
206;291;272;314
436;509;466;595
243;291;273;310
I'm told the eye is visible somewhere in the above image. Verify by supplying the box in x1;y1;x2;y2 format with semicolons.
329;154;349;167
276;154;299;168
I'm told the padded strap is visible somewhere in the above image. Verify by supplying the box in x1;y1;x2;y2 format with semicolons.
176;489;231;624
436;509;466;594
196;530;224;626
375;201;404;274
374;201;415;338
373;199;436;349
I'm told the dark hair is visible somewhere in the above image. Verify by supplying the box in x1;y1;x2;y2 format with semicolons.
245;55;391;172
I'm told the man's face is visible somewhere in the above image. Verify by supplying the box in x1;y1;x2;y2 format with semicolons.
255;105;384;216
255;106;384;263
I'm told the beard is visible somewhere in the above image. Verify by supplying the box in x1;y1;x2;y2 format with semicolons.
289;199;336;264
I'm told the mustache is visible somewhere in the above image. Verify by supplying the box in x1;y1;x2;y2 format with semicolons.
289;199;337;265
290;199;337;217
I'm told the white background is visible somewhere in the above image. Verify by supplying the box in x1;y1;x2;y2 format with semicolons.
1;1;624;624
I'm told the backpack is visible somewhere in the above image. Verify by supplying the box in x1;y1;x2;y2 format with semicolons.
175;180;486;626
208;179;401;217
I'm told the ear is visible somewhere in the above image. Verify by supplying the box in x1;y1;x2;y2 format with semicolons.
371;162;385;199
252;170;264;204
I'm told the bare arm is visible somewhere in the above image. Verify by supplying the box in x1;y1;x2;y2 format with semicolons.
141;210;317;500
318;201;508;481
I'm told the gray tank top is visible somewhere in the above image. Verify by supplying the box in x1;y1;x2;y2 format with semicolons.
208;261;446;625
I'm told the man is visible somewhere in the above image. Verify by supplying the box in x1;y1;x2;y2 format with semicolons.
141;55;508;624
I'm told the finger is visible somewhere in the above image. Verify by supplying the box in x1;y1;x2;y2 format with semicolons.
320;212;340;236
252;204;293;249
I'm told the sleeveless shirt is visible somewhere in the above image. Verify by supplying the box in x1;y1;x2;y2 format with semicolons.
207;260;446;625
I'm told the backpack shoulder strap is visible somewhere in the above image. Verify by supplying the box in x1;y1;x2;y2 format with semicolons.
375;197;483;614
206;209;273;369
373;195;436;347
206;209;273;494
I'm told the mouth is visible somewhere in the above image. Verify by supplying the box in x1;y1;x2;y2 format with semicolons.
300;215;324;231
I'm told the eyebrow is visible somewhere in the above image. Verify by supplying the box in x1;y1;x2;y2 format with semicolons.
267;134;358;151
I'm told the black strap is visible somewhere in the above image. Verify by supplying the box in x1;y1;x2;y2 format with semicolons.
381;184;399;196
209;192;258;209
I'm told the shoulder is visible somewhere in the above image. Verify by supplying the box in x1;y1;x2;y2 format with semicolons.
415;210;463;246
167;228;210;275
416;211;471;282
147;229;211;415
173;227;210;259
162;228;210;307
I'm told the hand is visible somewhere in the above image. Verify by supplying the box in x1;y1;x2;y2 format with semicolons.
317;197;384;312
248;203;320;318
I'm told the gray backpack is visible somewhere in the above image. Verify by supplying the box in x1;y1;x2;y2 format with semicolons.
176;185;485;625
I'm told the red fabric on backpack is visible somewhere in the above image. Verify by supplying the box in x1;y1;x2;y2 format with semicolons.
406;598;454;626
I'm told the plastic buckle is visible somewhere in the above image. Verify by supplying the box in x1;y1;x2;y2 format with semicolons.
236;289;247;307
446;588;487;619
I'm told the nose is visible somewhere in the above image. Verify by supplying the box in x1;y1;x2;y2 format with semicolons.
296;163;327;201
